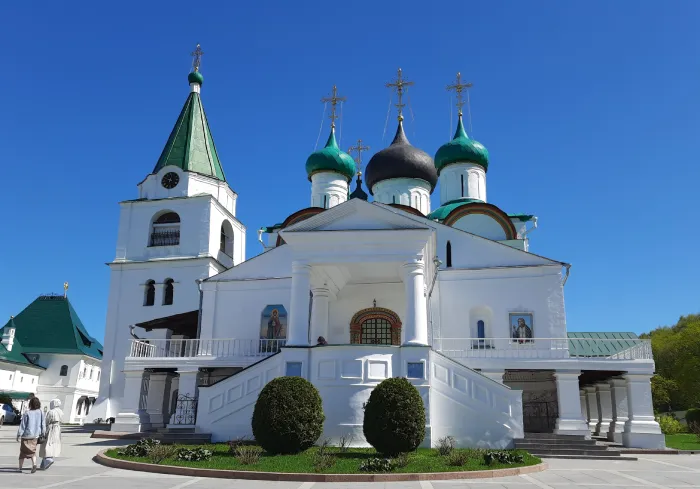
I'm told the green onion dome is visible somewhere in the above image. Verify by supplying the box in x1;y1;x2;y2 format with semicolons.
188;71;204;85
434;115;489;174
305;127;357;182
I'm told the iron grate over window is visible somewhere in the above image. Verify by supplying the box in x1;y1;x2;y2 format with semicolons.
361;318;393;345
149;230;180;247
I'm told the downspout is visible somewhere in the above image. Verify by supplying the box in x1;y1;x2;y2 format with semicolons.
562;264;571;286
427;256;442;348
196;279;204;339
257;229;265;250
522;216;538;238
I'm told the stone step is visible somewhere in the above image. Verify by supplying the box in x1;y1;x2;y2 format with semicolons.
526;448;621;457
523;433;588;441
517;438;600;446
515;442;609;451
531;453;638;461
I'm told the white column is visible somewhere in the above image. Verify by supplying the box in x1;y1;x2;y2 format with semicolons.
402;260;428;346
481;370;505;384
623;373;665;449
310;286;330;344
168;369;199;427
554;371;590;436
580;390;589;425
608;377;628;443
112;369;146;432
584;386;599;433
596;383;613;436
287;262;312;346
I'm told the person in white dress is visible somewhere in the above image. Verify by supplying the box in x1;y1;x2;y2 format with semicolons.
39;399;62;470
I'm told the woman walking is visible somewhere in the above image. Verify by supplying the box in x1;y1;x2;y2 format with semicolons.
40;399;63;470
16;397;45;473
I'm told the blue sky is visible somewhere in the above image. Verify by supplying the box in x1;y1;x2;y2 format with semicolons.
2;1;698;342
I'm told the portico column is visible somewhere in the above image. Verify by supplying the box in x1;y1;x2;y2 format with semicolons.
622;373;665;449
596;383;614;435
112;369;146;432
608;377;628;443
554;371;590;436
580;390;589;425
145;372;173;428
168;369;199;427
287;262;312;346
310;286;330;344
584;386;599;433
402;260;428;346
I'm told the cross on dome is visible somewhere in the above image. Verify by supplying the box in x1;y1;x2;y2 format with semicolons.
386;68;414;121
321;85;346;128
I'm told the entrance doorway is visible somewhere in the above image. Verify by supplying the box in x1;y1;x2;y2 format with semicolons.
504;370;559;433
349;307;402;346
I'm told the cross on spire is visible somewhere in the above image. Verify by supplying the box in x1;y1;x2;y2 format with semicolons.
191;44;204;72
446;72;473;116
348;139;370;175
386;68;414;122
321;85;346;128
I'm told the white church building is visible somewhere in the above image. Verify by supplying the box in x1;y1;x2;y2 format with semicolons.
93;55;665;450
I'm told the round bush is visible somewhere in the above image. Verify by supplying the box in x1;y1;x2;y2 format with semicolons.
686;408;700;426
363;377;426;455
252;376;325;454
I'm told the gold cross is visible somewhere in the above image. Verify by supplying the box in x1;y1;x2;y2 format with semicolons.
386;68;414;121
348;139;370;175
321;85;347;128
446;72;473;116
191;44;204;72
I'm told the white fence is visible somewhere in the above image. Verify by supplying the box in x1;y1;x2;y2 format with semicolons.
434;337;653;360
127;338;286;359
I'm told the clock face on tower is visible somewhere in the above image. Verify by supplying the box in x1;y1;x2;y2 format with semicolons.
161;172;180;189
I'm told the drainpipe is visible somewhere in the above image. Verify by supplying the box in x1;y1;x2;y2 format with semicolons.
522;216;538;239
257;229;265;250
562;264;571;286
427;256;442;347
196;279;203;339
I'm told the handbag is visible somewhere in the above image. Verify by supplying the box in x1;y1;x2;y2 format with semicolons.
37;411;46;445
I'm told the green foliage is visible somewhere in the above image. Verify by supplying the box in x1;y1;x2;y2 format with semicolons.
147;444;176;464
311;440;336;472
0;394;13;406
358;457;394;472
689;422;700;443
176;447;213;462
363;377;426;455
483;451;524;465
446;450;470;466
233;445;263;465
117;438;161;457
657;414;684;434
393;452;410;468
252;376;325;455
685;408;700;426
436;436;456;456
645;314;700;410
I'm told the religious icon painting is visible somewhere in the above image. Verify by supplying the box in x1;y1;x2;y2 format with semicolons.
510;313;534;343
260;305;288;340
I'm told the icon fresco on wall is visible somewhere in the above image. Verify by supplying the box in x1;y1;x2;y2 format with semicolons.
260;305;287;340
510;313;533;343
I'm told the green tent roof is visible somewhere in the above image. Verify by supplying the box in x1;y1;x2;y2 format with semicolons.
567;332;640;357
151;74;226;181
2;295;102;360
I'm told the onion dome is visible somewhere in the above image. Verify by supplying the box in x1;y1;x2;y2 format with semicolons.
434;115;489;174
188;71;204;85
364;121;437;194
305;128;357;182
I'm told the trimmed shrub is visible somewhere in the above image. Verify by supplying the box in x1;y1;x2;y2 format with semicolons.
252;376;325;454
363;377;426;456
658;414;684;434
686;408;700;426
117;438;161;457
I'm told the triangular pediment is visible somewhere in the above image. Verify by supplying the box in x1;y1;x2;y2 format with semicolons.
282;199;430;234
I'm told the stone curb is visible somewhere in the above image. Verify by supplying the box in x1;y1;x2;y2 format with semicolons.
94;450;548;482
620;449;699;455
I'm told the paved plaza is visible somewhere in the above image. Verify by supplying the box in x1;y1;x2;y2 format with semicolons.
1;426;699;489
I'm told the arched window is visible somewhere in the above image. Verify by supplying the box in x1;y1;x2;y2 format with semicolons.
350;307;402;346
144;280;155;306
149;211;180;247
446;241;452;268
59;365;68;377
97;370;101;381
220;220;234;256
163;278;174;305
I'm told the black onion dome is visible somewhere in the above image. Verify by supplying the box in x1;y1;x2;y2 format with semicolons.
365;122;438;195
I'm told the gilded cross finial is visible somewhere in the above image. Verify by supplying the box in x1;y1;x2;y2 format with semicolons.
386;68;414;122
321;85;347;128
446;72;473;116
191;44;204;72
348;139;370;176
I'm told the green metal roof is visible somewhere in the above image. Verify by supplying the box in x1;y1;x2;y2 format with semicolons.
434;115;489;174
567;332;640;357
0;391;35;400
427;198;483;221
508;213;535;222
151;74;226;181
2;295;103;360
305;127;357;181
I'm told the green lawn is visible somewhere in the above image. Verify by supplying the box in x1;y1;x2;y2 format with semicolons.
105;444;541;474
665;434;700;450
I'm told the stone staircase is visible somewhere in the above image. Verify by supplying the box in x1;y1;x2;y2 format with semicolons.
514;433;637;460
147;427;212;444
